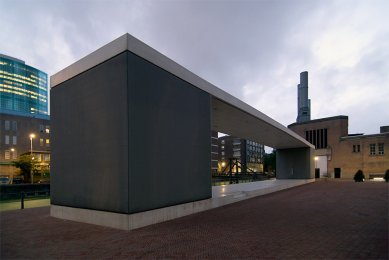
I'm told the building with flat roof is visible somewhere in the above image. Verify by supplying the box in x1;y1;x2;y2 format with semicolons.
50;33;314;230
218;136;264;173
0;113;50;178
0;54;49;119
289;116;389;179
0;54;50;179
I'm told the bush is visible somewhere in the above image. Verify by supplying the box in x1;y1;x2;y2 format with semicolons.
384;169;389;182
353;170;365;182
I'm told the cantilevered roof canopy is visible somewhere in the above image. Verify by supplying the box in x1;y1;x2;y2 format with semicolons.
51;33;313;150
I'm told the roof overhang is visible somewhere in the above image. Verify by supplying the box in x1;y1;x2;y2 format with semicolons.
51;33;313;150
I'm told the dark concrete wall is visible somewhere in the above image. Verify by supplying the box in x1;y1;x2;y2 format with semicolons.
127;52;211;213
51;51;212;214
51;53;129;213
276;147;314;179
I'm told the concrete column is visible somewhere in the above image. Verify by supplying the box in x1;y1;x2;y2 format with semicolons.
276;147;314;179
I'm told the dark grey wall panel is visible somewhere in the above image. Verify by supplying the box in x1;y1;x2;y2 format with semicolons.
51;53;129;213
276;147;314;179
127;52;212;213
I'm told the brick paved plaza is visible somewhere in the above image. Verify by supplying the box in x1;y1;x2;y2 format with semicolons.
1;180;388;259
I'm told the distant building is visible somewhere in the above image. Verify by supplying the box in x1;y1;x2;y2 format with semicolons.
218;136;264;173
289;116;389;179
0;54;49;119
211;131;218;174
296;71;311;123
0;54;50;179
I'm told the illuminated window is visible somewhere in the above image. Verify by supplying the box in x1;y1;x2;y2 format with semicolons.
5;150;10;160
40;138;44;146
43;154;50;162
12;150;17;159
45;126;50;134
46;139;50;146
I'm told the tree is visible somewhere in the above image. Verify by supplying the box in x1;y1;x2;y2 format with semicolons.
264;150;276;173
13;154;37;183
353;169;365;182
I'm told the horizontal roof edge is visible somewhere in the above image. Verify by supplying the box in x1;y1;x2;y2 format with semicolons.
50;34;128;88
50;33;312;148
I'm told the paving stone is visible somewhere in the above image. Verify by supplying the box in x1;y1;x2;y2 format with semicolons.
0;180;388;259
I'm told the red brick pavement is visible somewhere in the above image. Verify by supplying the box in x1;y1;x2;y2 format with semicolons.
1;180;388;259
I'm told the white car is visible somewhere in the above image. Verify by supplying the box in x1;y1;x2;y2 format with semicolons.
0;176;10;185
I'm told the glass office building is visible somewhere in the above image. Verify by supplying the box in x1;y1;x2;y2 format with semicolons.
0;54;48;119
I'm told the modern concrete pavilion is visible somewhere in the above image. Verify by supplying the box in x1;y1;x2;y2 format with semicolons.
50;33;314;230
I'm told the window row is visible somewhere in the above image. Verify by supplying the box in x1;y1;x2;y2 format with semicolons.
2;120;50;134
3;120;17;131
4;135;17;145
4;150;17;160
370;143;384;155
305;128;328;149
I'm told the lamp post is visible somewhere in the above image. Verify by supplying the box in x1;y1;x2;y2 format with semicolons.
314;156;318;169
29;133;35;184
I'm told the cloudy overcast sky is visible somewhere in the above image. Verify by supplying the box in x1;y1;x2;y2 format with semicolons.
1;0;388;135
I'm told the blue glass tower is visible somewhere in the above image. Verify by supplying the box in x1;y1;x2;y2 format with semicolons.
0;54;48;119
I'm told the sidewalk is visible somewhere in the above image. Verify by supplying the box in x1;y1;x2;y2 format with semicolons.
1;180;388;259
0;198;50;212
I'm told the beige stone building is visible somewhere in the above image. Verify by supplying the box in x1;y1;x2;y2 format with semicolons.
289;116;389;179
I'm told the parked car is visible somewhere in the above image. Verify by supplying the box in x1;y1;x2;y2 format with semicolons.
0;176;10;185
12;176;24;184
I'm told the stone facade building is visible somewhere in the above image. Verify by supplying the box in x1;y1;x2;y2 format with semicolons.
289;116;389;179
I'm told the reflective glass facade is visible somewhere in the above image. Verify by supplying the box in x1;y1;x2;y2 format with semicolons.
0;55;48;119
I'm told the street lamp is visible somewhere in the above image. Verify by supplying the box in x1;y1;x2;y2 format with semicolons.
314;156;318;169
10;148;15;160
29;133;35;183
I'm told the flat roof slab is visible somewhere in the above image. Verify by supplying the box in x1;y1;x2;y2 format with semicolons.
51;33;313;149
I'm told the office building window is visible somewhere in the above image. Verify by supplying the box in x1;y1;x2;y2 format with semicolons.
12;136;17;145
12;150;17;159
43;154;50;162
5;135;9;145
370;144;376;155
5;150;11;160
12;121;17;131
4;120;10;130
378;143;384;155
